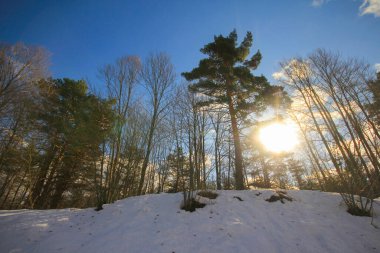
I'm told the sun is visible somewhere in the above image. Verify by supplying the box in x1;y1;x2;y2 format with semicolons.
258;122;299;153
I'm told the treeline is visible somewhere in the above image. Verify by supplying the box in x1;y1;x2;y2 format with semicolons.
280;49;380;215
0;33;379;211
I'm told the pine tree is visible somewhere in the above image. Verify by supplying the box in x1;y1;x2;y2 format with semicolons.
30;78;115;208
182;30;280;190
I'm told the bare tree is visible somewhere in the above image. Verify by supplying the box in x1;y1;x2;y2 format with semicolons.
281;49;379;215
0;42;49;115
97;55;141;204
0;43;49;208
137;53;175;195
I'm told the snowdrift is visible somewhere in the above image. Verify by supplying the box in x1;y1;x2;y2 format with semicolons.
0;190;379;253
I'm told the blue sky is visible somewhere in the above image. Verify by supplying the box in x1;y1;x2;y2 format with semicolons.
1;0;379;89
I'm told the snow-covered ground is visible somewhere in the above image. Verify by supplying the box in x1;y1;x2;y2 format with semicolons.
0;190;379;253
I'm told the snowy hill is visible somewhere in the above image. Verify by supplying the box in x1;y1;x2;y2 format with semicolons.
0;190;379;253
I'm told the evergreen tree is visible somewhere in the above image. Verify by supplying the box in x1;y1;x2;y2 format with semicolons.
30;78;115;208
182;30;283;190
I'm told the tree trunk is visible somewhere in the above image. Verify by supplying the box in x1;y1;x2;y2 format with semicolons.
138;111;157;195
227;92;244;190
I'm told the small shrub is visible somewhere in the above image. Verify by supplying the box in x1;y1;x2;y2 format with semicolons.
181;190;206;212
341;193;373;217
338;172;375;217
181;198;206;212
266;190;293;204
266;195;282;203
94;205;103;211
94;185;106;211
197;190;218;199
347;205;371;217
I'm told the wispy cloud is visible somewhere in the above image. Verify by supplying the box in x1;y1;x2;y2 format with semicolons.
272;71;286;81
311;0;326;7
375;63;380;73
359;0;380;17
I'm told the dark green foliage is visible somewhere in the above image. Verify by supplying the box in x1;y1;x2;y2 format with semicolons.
183;30;289;119
184;31;264;114
29;78;115;209
37;79;114;148
0;77;115;209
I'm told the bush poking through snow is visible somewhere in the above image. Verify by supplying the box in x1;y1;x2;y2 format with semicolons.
182;190;206;212
266;191;293;204
346;204;372;217
181;198;206;212
338;173;376;217
341;193;373;217
197;191;218;199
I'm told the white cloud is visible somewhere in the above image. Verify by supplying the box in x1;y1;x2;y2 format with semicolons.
311;0;326;7
272;71;286;80
375;63;380;73
359;0;380;17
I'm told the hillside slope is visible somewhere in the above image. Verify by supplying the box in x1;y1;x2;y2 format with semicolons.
0;190;379;253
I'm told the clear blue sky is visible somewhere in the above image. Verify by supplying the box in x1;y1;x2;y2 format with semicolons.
1;0;379;89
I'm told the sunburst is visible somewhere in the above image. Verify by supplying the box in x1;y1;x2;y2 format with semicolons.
259;122;299;153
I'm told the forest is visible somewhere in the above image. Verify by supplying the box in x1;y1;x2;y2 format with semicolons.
1;30;379;216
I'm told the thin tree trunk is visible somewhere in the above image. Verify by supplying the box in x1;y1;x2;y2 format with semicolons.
227;92;244;190
138;111;157;195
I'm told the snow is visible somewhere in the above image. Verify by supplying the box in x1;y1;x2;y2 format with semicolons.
0;190;379;253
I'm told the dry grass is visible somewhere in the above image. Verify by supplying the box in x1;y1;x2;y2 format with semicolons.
197;190;218;199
